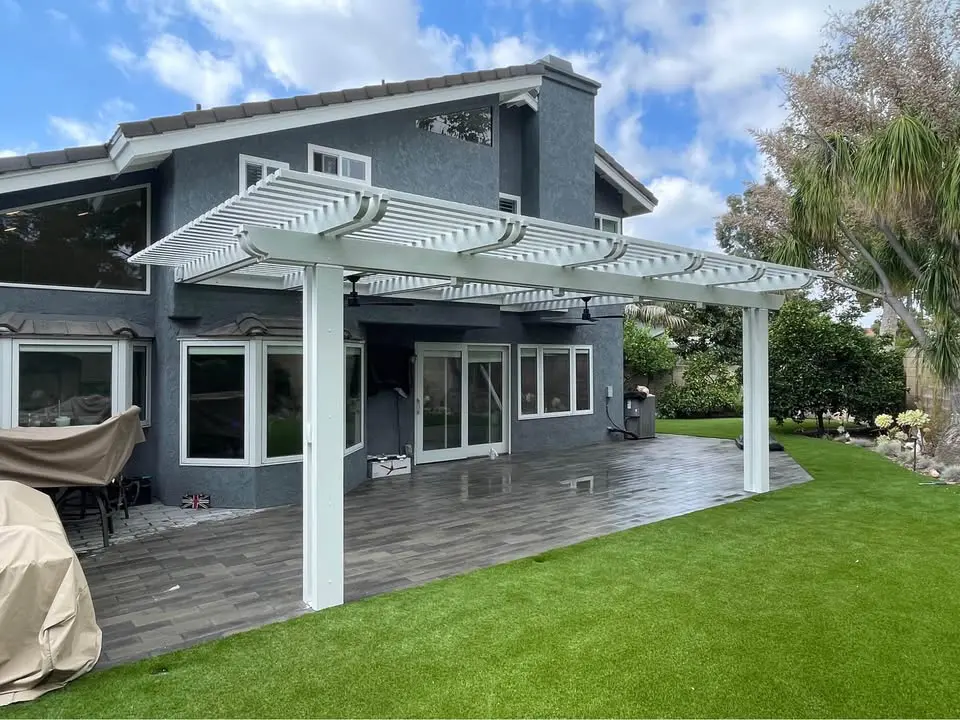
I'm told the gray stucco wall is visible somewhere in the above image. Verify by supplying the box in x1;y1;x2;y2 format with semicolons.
595;176;627;219
499;106;526;199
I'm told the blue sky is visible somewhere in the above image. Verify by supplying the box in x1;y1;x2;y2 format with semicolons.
0;0;867;251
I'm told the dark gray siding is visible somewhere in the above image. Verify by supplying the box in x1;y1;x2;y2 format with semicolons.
595;175;627;218
499;106;526;198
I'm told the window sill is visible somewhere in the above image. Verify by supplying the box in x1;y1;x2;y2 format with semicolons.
518;409;594;420
345;442;364;457
180;457;251;468
262;454;303;466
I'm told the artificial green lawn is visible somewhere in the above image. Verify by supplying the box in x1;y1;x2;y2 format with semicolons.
7;419;960;718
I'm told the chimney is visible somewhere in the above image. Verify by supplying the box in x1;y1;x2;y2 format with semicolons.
195;103;202;111
537;54;575;73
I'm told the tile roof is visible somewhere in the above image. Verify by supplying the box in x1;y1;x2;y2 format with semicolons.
0;312;153;338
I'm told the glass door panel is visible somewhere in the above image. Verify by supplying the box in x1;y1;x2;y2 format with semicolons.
420;351;462;454
467;349;504;447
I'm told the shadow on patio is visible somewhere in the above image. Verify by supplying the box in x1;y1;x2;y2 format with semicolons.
78;434;810;666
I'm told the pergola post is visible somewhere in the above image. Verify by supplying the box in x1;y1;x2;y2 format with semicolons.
301;263;345;610
742;307;770;493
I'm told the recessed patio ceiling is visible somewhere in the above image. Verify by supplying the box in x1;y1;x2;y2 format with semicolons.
129;169;826;313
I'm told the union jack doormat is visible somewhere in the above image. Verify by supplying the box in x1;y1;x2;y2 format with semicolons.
181;493;211;509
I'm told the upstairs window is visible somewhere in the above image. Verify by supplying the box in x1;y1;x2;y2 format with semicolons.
0;186;149;293
417;107;493;146
594;213;622;234
307;144;371;184
239;155;289;193
498;193;521;214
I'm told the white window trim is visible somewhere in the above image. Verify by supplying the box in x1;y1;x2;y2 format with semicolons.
238;154;290;194
594;213;622;234
180;340;253;467
0;184;152;295
306;143;372;184
11;339;125;428
517;345;594;420
499;192;521;215
344;342;366;456
131;341;152;427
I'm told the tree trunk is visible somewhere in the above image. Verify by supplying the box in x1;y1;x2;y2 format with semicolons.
816;411;825;436
935;385;960;463
879;302;899;336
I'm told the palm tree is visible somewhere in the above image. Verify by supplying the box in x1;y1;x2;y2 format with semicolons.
788;115;960;456
622;303;688;331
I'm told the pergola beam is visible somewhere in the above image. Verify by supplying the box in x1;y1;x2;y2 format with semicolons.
235;226;786;310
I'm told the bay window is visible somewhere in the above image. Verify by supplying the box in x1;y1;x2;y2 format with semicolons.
517;345;593;419
181;339;365;466
5;339;151;429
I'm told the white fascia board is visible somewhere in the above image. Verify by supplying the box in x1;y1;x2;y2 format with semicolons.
594;154;656;215
0;158;120;195
115;75;543;173
237;226;786;310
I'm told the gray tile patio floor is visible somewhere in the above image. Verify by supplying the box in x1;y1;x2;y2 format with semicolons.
78;434;811;667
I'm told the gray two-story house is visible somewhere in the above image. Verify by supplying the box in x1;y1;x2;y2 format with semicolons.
0;55;659;509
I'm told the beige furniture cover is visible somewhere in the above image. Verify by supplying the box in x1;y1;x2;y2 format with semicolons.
0;406;144;488
0;481;101;705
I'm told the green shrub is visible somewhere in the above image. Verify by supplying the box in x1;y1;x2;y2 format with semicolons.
624;320;677;378
656;351;742;419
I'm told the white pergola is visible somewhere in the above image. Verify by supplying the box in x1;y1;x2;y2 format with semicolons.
130;169;826;611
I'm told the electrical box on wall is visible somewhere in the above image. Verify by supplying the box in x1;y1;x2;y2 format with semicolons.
605;385;614;398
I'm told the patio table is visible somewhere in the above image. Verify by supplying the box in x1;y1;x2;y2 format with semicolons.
0;406;144;547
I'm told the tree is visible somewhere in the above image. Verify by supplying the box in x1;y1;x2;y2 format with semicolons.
769;298;906;434
623;320;676;379
665;304;743;364
719;0;960;457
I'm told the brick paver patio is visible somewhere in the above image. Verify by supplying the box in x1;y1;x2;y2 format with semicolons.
78;435;810;666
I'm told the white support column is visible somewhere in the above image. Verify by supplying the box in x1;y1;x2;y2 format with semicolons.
742;307;770;493
301;263;345;610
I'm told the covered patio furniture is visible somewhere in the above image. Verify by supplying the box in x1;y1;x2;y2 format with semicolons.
0;406;145;547
0;481;101;706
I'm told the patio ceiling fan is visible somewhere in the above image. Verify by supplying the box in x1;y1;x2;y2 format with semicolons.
579;297;626;322
344;274;415;307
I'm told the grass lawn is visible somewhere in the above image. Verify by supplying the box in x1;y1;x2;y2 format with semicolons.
6;419;960;718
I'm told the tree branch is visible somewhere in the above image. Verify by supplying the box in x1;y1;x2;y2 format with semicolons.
838;219;928;344
875;216;923;279
828;278;884;299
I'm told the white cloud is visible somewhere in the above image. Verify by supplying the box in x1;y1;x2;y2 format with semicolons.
48;98;136;147
109;34;244;107
625;175;728;250
46;8;83;44
174;0;462;92
0;149;19;158
243;89;273;103
143;34;243;107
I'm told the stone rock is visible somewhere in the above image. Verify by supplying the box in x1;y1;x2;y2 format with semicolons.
928;468;941;478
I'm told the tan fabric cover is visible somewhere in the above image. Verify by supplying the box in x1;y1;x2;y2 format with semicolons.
0;406;144;488
0;481;101;706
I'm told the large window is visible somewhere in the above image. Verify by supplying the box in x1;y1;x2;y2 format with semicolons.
264;344;303;460
17;345;113;427
239;155;289;193
182;340;365;466
517;345;593;419
6;339;150;428
0;186;150;292
307;144;371;184
183;344;248;463
416;107;493;146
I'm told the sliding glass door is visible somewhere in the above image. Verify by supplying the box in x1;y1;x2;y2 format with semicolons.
415;344;508;464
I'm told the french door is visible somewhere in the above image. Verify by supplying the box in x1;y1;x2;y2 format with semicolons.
414;344;509;464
